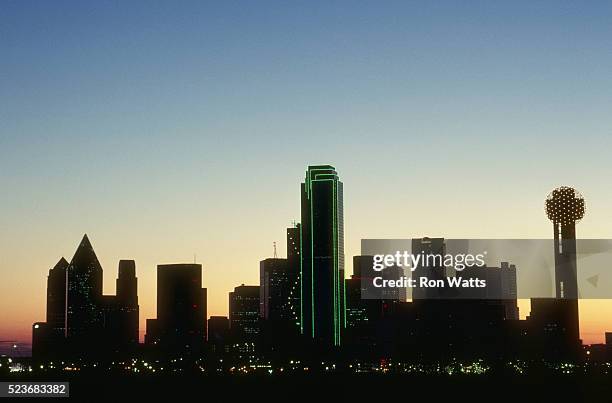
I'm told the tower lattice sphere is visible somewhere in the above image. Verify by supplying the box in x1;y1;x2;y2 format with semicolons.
545;186;585;226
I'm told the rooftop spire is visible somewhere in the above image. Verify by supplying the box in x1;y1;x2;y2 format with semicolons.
51;257;69;272
69;234;102;272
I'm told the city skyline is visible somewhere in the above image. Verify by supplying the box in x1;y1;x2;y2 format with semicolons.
2;1;612;351
5;167;612;357
2;170;612;351
24;170;590;367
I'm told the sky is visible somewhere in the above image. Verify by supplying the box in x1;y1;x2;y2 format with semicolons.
1;1;612;349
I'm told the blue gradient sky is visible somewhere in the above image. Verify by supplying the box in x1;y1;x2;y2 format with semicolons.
1;1;612;345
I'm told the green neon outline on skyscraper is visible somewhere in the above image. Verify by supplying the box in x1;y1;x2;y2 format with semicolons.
300;165;345;346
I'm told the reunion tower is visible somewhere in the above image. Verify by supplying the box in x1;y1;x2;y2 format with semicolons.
545;186;586;299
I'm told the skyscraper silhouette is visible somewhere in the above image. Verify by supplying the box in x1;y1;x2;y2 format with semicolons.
46;257;68;338
287;224;301;262
286;224;301;329
300;165;345;346
33;235;141;359
259;226;301;328
66;234;104;341
100;260;140;352
145;264;207;351
412;237;446;300
460;262;519;320
345;256;380;341
229;285;260;344
208;316;230;353
260;258;292;321
115;260;139;346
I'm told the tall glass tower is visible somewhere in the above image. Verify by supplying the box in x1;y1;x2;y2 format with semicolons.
66;234;104;340
300;165;345;346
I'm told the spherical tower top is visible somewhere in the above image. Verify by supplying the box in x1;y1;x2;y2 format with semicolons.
545;186;585;225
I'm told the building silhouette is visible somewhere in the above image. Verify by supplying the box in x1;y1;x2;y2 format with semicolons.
99;260;140;350
527;298;580;360
260;258;291;321
460;262;519;320
145;264;207;352
411;237;446;300
46;257;69;339
499;261;519;320
259;226;302;354
28;174;594;368
208;316;230;354
300;165;345;347
345;256;390;352
32;235;140;360
115;260;139;345
287;224;301;262
66;235;104;342
260;227;301;324
286;223;301;328
524;186;586;359
31;322;54;360
229;285;260;344
345;257;370;330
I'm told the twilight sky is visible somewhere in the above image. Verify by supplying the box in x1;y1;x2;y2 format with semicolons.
1;1;612;348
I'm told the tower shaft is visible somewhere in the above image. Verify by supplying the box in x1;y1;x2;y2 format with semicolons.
553;221;578;299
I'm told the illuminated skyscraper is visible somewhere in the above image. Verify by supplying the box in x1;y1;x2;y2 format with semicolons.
287;224;301;262
260;225;301;328
286;224;301;329
300;165;345;346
